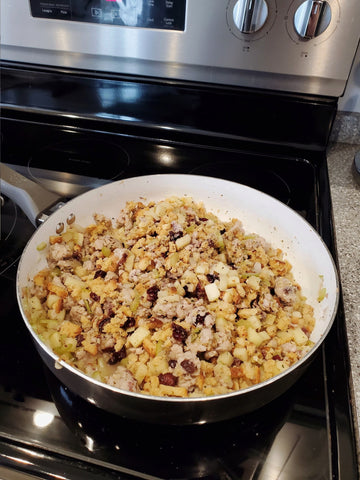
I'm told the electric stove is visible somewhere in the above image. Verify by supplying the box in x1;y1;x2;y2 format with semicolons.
0;65;358;480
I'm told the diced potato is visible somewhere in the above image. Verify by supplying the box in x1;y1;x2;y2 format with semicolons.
63;275;86;299
49;332;61;349
213;262;230;275
124;252;135;273
233;347;248;362
205;283;220;302
215;316;228;331
147;355;168;376
217;253;227;263
134;363;148;384
248;327;269;346
143;337;156;357
292;327;309;345
277;330;292;343
247;315;261;330
227;274;240;287
73;232;84;246
218;351;233;366
195;262;209;275
238;308;259;319
29;296;43;311
74;265;88;277
159;384;188;397
46;293;60;309
246;275;261;291
129;326;150;348
218;274;228;291
48;308;66;322
175;233;191;250
168;252;179;267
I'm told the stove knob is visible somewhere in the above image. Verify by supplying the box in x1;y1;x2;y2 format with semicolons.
294;0;332;40
232;0;269;34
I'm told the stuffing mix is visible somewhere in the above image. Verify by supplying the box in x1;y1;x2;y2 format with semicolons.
24;196;315;398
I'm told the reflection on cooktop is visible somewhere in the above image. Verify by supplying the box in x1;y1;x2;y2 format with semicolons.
190;161;291;205
0;196;34;275
28;138;130;196
43;360;329;480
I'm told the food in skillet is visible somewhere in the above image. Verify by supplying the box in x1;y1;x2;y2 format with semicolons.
24;196;315;397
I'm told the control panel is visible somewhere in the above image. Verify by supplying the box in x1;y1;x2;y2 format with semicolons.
226;0;339;43
29;0;186;30
1;0;360;97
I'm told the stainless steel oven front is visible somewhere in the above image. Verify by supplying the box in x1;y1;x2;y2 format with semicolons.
1;0;360;96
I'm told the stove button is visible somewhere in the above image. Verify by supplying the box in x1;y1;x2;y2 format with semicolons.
294;1;331;40
232;0;268;34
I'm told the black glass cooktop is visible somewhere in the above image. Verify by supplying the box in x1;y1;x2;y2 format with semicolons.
0;114;358;480
0;64;358;479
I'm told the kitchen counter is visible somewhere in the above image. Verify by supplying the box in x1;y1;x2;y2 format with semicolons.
327;140;360;463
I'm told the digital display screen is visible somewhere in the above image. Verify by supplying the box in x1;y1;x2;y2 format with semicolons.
30;0;186;31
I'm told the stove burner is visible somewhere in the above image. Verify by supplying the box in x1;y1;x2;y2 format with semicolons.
28;138;130;197
190;161;291;205
0;196;34;275
46;368;290;479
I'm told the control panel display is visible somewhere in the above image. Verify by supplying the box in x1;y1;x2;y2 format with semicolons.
29;0;186;31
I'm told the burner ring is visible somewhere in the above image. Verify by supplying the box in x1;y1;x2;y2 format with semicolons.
190;161;291;205
0;196;34;275
28;137;130;197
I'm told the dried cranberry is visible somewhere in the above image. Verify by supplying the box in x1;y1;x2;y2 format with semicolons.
159;372;178;387
208;239;217;249
198;217;208;222
172;323;188;343
232;358;242;367
94;269;107;279
187;213;196;224
90;292;100;302
195;314;206;325
180;359;196;374
169;359;177;368
206;273;219;283
273;355;282;361
169;230;183;241
301;327;310;337
102;346;115;353
220;228;226;235
98;317;111;333
117;252;128;265
147;285;159;303
123;317;136;330
183;283;205;299
72;251;82;261
108;345;126;365
183;286;192;298
194;282;206;299
75;334;84;347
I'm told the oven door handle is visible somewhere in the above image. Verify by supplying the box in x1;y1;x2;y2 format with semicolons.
0;163;66;227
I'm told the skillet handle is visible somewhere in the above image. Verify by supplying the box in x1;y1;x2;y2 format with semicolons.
0;163;65;227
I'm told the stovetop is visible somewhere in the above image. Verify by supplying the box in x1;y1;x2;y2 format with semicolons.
0;64;358;480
